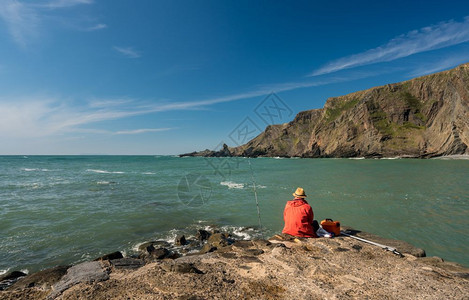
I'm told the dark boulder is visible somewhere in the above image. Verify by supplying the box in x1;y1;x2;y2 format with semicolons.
138;241;170;253
0;271;28;290
148;247;171;259
196;229;211;242
175;235;187;246
94;251;124;261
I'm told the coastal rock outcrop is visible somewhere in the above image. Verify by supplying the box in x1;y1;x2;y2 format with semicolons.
182;63;469;158
2;228;468;299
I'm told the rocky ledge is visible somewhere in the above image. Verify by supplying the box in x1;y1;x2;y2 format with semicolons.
1;228;468;299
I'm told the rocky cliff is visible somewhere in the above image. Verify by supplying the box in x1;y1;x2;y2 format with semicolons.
184;63;469;158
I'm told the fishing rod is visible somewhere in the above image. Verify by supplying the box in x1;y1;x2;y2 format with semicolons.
341;231;403;257
248;158;264;239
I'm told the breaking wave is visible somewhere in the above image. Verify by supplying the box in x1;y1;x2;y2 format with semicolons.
22;168;52;172
220;181;244;189
86;169;125;174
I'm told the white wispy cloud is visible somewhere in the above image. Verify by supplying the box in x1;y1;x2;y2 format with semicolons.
0;72;373;138
311;16;469;76
114;128;173;135
87;98;134;108
85;23;107;31
408;55;469;77
0;0;39;47
38;0;94;9
0;0;98;46
113;46;142;58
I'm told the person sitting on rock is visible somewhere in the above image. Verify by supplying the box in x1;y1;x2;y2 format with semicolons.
282;187;318;238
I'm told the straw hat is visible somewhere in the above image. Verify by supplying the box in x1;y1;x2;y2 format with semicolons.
293;187;307;198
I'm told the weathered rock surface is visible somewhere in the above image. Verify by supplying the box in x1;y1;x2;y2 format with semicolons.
110;258;145;270
10;266;69;290
48;261;110;299
2;231;468;299
182;63;469;158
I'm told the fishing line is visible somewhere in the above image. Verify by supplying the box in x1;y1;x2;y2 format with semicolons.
248;158;264;239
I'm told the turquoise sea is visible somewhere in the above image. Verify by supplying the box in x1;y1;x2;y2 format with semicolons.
1;155;468;275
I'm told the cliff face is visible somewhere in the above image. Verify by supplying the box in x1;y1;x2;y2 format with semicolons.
188;63;469;158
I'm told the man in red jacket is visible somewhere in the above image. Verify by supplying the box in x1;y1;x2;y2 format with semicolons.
282;187;317;238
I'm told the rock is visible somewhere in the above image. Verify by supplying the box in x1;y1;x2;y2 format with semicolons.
0;271;28;282
199;244;217;254
2;226;469;300
110;258;144;270
148;247;171;259
207;233;233;248
0;271;27;290
232;240;254;248
10;266;69;290
195;229;211;242
252;239;272;248
175;235;187;246
419;257;469;278
244;249;264;256
138;241;171;253
170;263;203;274
94;251;124;261
342;227;426;257
49;261;109;299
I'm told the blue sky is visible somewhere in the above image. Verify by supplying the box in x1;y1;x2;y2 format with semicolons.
0;0;468;154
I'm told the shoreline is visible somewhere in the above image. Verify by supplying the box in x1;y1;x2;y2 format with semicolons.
2;227;468;299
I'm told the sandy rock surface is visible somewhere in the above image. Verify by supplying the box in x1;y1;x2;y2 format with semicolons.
1;233;468;300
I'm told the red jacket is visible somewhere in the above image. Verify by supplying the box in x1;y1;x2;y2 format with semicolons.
282;198;316;238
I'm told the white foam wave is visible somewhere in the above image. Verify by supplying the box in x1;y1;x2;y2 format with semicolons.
348;157;365;160
273;156;283;159
20;269;29;275
433;155;469;160
96;181;115;185
18;182;42;188
220;225;257;240
132;242;144;252
142;172;156;175
255;185;267;189
220;181;244;189
22;168;51;172
0;268;9;275
162;229;179;244
86;169;125;174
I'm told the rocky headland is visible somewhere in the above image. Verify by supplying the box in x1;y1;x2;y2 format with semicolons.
182;63;469;158
1;227;468;299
